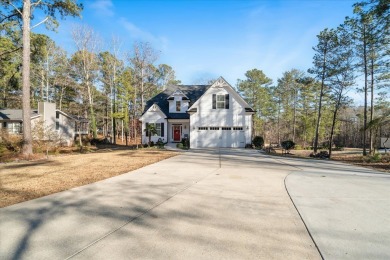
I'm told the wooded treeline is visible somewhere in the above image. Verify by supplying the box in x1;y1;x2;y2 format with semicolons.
237;0;389;157
1;0;389;157
1;10;180;145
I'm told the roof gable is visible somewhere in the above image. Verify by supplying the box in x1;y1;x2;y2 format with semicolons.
140;103;167;121
0;109;40;121
167;89;189;100
143;84;211;118
188;76;254;111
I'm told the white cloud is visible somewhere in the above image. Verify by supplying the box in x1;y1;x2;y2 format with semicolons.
89;0;114;17
119;17;168;50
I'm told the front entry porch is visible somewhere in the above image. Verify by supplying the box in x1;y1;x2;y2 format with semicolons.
167;119;189;143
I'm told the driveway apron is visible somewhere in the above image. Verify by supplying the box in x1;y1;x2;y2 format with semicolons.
1;149;320;260
284;157;390;260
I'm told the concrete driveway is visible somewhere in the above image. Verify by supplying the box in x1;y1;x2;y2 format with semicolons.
284;156;390;259
1;149;319;259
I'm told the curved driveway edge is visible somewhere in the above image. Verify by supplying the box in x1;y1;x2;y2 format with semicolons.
1;149;320;260
285;158;390;259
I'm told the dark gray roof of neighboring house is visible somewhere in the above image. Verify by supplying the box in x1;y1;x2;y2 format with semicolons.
144;85;211;119
0;109;39;121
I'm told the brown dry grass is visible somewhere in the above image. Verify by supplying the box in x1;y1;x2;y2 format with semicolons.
332;153;390;173
269;148;389;173
0;148;178;208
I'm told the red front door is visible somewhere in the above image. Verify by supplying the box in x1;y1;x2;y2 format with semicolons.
173;126;181;142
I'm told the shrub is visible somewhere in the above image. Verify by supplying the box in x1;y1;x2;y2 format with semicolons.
156;139;164;148
181;137;190;148
252;136;264;149
333;146;344;151
369;153;382;163
281;140;295;153
294;144;303;150
309;150;329;159
0;131;23;154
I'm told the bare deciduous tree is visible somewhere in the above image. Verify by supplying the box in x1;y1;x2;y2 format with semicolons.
71;24;100;138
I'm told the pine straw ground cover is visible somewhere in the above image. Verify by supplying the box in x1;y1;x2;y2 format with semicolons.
0;148;178;208
269;148;390;173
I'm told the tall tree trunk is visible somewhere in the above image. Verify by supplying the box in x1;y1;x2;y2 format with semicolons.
134;88;138;148
314;41;328;154
87;82;97;138
292;89;297;142
277;98;281;144
41;69;45;101
369;56;374;154
140;68;144;112
59;86;64;111
362;27;368;156
113;80;116;144
314;76;325;154
22;0;32;156
329;92;343;159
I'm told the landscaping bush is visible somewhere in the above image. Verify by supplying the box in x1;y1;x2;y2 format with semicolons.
156;139;164;148
309;151;329;159
0;131;23;155
369;153;382;163
281;140;295;153
181;137;190;148
294;144;303;150
252;136;264;149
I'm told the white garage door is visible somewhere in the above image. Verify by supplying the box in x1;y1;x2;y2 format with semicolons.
196;127;245;148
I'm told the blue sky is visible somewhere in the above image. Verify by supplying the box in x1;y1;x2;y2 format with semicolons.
35;0;357;87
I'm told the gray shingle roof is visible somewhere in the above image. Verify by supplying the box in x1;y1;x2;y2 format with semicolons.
144;85;211;119
0;109;39;121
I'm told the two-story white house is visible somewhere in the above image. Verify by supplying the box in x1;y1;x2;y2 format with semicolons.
140;77;254;148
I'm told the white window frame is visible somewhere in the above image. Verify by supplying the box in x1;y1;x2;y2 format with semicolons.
176;101;181;112
155;123;161;136
216;95;225;109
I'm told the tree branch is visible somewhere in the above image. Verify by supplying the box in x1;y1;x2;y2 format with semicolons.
6;1;23;16
0;12;19;24
30;16;48;30
31;0;43;7
0;46;22;57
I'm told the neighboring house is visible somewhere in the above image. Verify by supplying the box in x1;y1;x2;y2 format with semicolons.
140;77;255;148
0;102;88;146
381;137;389;149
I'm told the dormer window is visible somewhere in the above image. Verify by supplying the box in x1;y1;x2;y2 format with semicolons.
176;101;181;112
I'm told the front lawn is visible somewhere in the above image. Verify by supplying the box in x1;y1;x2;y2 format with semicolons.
0;147;178;208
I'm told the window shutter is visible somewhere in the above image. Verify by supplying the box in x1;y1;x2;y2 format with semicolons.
225;94;229;109
145;123;149;137
212;94;216;109
161;123;164;137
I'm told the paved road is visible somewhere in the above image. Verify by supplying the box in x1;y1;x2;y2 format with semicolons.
1;149;319;259
284;156;390;259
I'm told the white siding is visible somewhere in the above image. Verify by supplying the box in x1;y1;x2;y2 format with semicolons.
168;97;189;113
140;109;167;144
189;86;253;148
57;114;76;146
